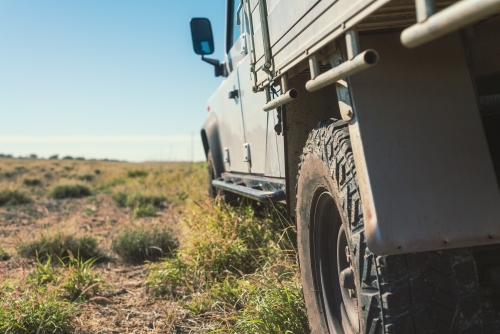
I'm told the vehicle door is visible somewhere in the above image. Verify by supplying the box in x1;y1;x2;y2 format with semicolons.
217;0;248;173
236;1;284;176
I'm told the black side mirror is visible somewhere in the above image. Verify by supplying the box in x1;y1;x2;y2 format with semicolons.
190;18;214;55
190;18;226;77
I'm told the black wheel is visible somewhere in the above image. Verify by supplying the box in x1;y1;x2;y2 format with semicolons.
296;119;482;333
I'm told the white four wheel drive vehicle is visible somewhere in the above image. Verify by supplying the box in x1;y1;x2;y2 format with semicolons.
190;0;500;333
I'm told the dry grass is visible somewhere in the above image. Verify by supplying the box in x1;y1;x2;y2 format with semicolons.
0;157;307;333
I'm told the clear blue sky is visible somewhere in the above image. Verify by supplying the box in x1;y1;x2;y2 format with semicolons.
0;1;226;161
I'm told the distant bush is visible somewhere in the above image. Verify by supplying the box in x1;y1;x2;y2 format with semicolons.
17;233;102;263
50;184;92;199
14;166;28;173
94;169;101;175
49;154;59;160
126;169;148;178
77;174;95;182
133;204;157;218
126;193;166;208
112;192;166;218
112;192;128;207
23;178;43;186
75;157;85;161
62;156;73;160
112;228;178;264
0;153;13;158
0;245;10;261
0;190;32;206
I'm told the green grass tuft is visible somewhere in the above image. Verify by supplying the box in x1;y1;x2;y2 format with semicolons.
126;169;148;178
0;284;75;333
50;184;92;199
17;233;102;263
233;276;309;333
31;255;103;302
112;192;166;218
0;190;32;206
112;228;179;264
77;174;95;182
23;178;43;186
0;245;10;261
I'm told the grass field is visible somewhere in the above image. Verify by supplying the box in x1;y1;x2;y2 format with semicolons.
0;157;308;333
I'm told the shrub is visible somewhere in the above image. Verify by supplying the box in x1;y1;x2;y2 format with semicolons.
0;190;32;206
49;184;91;199
17;233;102;263
112;192;166;218
0;245;10;261
112;192;128;207
112;228;179;264
126;169;148;178
75;157;85;161
49;154;59;160
62;156;73;160
126;193;166;208
77;174;94;182
23;178;43;186
94;169;101;175
132;204;157;218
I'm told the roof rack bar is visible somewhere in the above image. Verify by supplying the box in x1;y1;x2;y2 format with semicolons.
402;0;500;48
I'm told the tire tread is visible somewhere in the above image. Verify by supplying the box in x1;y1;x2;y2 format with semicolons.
297;118;482;333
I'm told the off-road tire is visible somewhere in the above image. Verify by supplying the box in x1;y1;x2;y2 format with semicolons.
296;118;482;333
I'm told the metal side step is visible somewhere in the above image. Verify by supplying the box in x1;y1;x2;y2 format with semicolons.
212;180;286;203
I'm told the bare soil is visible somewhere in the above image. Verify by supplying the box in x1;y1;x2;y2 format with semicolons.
0;159;207;333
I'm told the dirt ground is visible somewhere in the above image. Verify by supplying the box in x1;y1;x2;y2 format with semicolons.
0;158;211;333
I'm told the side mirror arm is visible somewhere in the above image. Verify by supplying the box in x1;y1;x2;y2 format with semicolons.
202;56;226;77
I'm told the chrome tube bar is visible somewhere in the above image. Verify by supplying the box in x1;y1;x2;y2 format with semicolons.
401;0;500;48
262;88;299;112
306;50;379;92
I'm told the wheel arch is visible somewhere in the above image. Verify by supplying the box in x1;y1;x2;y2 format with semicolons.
201;112;225;177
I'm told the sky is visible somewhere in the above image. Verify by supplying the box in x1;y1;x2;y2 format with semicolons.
0;1;226;162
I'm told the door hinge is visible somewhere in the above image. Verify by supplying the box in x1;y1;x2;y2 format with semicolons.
242;143;251;162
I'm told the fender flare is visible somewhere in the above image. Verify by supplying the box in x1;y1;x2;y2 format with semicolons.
201;112;224;177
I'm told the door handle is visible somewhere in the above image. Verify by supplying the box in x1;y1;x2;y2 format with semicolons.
228;89;239;99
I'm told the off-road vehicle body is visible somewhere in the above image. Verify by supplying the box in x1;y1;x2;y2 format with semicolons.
191;0;500;332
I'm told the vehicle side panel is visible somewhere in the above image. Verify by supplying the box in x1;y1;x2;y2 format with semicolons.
348;31;500;255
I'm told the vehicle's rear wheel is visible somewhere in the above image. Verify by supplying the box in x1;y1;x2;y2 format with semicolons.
296;119;482;333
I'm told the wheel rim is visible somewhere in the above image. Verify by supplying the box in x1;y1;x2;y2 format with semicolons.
312;190;360;334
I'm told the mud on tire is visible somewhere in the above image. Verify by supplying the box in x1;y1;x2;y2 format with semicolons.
296;119;482;333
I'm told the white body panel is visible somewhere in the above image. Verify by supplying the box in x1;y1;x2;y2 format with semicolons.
348;32;500;255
